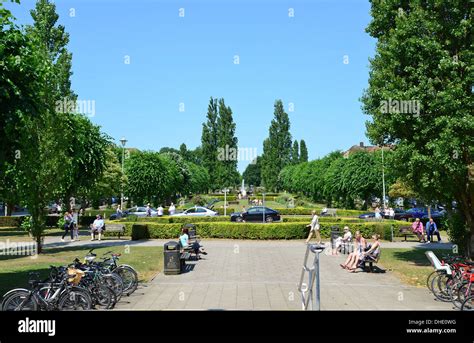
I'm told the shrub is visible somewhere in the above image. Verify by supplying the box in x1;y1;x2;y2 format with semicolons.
122;221;403;240
276;208;365;216
191;195;208;206
0;216;24;228
131;224;150;240
215;208;236;215
79;216;97;227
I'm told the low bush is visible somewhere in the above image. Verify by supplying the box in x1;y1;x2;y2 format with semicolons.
131;224;151;240
277;208;365;216
0;216;25;227
120;221;404;240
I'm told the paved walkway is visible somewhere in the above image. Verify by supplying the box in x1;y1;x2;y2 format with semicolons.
99;240;453;311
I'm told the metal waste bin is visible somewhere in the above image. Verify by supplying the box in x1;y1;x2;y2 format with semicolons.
164;241;181;275
330;226;341;250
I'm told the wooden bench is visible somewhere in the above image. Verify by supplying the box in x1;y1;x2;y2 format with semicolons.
398;225;416;241
179;251;192;271
103;224;125;239
360;252;381;272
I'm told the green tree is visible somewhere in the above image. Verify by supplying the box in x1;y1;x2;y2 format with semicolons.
185;162;210;194
88;146;126;205
291;140;299;164
61;114;110;208
300;139;309;163
179;143;190;161
215;98;240;188
361;0;473;255
125;151;177;206
201;97;219;190
242;156;262;187
261;100;292;191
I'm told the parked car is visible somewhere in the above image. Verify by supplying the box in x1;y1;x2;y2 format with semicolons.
404;207;427;219
388;208;413;221
109;206;157;220
172;206;218;217
359;208;413;221
358;212;375;220
230;206;281;223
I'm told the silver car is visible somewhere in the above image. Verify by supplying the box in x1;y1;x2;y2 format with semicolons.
172;206;218;217
127;206;158;217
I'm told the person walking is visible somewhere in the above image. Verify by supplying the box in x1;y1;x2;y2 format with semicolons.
116;205;123;219
305;210;321;244
389;207;395;219
61;211;74;242
374;207;381;220
426;217;441;243
146;203;152;217
169;203;176;215
157;205;164;217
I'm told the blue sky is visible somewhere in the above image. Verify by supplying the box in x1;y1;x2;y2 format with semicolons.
7;0;376;172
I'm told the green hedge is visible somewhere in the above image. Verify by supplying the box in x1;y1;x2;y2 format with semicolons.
276;208;365;216
122;221;405;240
126;215;373;225
0;216;24;227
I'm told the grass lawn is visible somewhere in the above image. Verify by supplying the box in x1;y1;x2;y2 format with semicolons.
378;248;447;287
0;244;163;297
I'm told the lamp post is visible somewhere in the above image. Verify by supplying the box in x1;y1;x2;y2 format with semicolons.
120;137;127;210
381;143;386;212
223;188;229;216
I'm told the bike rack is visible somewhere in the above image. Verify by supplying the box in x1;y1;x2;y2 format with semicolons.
297;243;325;310
425;250;452;275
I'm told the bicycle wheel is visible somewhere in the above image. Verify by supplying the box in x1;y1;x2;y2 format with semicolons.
461;295;474;311
426;270;441;292
448;280;465;309
105;273;123;302
57;287;92;311
431;273;452;302
1;290;38;311
115;266;138;295
455;282;473;308
92;284;114;310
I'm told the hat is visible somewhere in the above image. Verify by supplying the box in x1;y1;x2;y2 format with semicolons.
343;226;350;231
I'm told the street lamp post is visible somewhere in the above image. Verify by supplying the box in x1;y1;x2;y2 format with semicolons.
381;144;386;212
223;188;229;216
120;137;127;210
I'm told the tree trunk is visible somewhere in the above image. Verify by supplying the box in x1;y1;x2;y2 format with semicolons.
6;202;13;216
36;234;43;254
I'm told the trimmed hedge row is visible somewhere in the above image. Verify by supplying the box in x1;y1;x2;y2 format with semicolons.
121;221;406;241
122;215;375;225
276;208;365;216
0;216;24;227
0;215;97;228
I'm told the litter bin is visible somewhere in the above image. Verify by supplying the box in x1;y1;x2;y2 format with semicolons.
330;226;341;250
164;241;181;275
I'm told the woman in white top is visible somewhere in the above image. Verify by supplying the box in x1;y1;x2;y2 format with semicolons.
169;203;176;215
305;210;321;244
